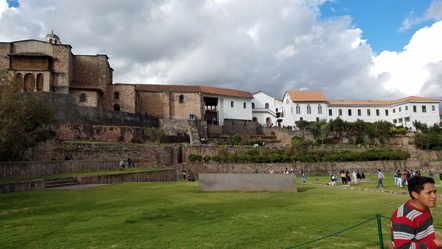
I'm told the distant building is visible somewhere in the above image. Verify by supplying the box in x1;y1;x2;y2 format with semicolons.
251;91;282;126
280;91;440;130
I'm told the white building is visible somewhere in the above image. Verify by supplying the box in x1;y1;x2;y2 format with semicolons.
279;91;440;130
251;91;282;126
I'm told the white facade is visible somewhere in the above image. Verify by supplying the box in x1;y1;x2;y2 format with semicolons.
207;95;252;126
251;91;279;126
278;91;440;130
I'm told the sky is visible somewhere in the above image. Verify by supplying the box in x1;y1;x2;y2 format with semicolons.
1;0;442;101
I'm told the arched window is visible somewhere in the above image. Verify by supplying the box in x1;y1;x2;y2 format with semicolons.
79;93;87;102
252;103;255;109
114;104;120;111
318;105;322;114
37;74;44;91
114;92;120;100
307;104;311;114
24;73;35;92
265;103;269;109
296;104;301;114
179;95;184;103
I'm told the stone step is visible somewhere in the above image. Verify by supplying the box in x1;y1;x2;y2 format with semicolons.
45;177;79;188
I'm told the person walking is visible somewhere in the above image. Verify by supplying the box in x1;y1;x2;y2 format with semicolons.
301;170;306;183
376;169;385;189
340;170;346;186
394;169;398;186
397;170;402;188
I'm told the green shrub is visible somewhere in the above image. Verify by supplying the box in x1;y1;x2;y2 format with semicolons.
232;134;242;144
203;155;211;162
187;154;202;163
212;155;221;163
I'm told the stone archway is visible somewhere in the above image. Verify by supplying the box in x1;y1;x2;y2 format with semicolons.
24;73;35;92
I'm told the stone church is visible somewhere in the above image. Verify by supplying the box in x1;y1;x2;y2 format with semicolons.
0;33;253;126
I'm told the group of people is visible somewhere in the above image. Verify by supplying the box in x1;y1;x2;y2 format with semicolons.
189;113;196;120
393;169;429;188
120;157;135;168
335;170;365;186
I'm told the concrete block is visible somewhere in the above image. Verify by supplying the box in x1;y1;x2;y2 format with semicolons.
199;173;297;192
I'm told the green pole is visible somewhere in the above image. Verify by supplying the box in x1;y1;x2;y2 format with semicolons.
377;214;384;249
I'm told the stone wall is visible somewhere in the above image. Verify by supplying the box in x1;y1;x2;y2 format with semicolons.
106;84;136;113
180;160;442;178
24;142;180;167
56;124;150;143
0;160;120;178
160;119;207;144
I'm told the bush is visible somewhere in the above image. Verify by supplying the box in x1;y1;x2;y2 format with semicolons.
203;155;211;162
232;134;242;145
212;155;221;163
187;154;202;163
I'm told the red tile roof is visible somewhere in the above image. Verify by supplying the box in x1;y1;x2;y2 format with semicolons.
129;84;253;98
326;100;391;106
286;91;328;102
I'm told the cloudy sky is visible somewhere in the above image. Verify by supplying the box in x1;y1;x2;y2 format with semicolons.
1;0;442;101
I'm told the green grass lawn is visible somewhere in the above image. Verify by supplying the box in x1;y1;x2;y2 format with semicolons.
4;178;442;249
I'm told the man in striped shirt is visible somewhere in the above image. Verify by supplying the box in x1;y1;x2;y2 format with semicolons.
391;176;442;248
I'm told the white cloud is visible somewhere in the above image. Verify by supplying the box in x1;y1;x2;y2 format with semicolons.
372;21;442;97
0;0;9;18
400;0;442;31
0;0;440;102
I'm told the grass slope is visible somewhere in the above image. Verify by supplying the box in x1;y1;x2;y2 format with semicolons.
1;177;442;248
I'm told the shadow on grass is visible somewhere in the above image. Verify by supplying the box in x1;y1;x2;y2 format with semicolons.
297;186;316;192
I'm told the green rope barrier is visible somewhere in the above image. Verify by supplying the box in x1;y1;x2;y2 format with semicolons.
285;216;378;249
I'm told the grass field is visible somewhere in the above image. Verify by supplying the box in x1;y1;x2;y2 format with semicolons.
1;175;442;249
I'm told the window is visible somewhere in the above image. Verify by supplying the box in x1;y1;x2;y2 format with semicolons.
80;93;87;102
348;109;352;116
300;117;303;121
296;104;300;114
307;104;311;114
399;107;402;112
367;109;371;116
399;118;403;123
329;109;332;116
422;105;427;113
405;106;408;111
114;92;120;100
338;109;342;116
393;119;397;124
231;101;234;108
376;109;380;116
413;105;417;112
265;103;269;109
318;105;322;114
286;99;290;104
113;104;120;111
358;109;361;116
385;110;389;116
316;117;319;122
432;105;436;111
393;109;395;113
243;102;246;109
252;103;255;109
179;95;184;103
405;117;410;122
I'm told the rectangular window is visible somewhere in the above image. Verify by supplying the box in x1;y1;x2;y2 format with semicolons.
367;109;371;116
231;101;234;108
316;117;319;122
405;117;410;122
405;106;408;111
399;107;402;112
358;109;361;116
338;109;342;116
329;109;332;116
393;109;395;113
300;117;303;121
422;105;427;113
243;102;246;109
376;109;380;116
348;109;352;116
385;110;389;116
432;105;436;111
413;105;417;112
399;118;403;123
393;119;397;124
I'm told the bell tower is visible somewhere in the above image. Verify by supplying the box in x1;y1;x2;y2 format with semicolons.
45;30;61;44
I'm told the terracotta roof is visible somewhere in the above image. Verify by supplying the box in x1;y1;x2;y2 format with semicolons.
286;91;328;102
391;96;440;105
130;84;253;98
326;100;391;106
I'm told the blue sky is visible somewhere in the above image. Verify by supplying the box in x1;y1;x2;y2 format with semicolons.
320;0;435;53
0;0;442;101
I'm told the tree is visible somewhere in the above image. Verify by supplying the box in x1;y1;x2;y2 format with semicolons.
0;70;54;161
329;117;346;144
348;119;367;145
310;120;329;144
295;120;309;134
373;120;393;144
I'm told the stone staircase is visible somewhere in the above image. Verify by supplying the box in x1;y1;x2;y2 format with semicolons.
45;177;79;189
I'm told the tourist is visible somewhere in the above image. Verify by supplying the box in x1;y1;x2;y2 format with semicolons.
376;169;385;189
429;170;434;179
284;168;289;174
301;170;306;183
356;172;362;180
183;171;186;179
346;171;351;186
415;170;421;177
352;171;357;184
340;170;346;186
127;157;132;168
120;160;125;169
397;170;402;187
403;170;409;186
269;169;274;174
361;172;365;179
330;174;336;185
394;169;398;186
391;176;442;248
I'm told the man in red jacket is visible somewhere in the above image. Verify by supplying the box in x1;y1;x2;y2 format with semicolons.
391;176;442;248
